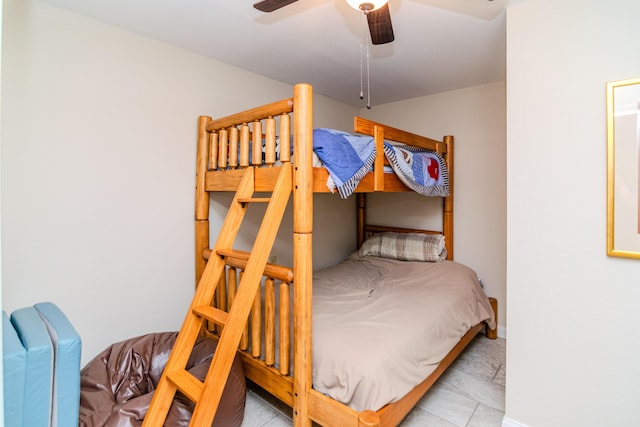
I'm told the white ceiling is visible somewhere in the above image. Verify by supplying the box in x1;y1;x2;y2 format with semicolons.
37;0;507;107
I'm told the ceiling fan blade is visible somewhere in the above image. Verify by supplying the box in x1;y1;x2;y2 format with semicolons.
253;0;299;13
367;3;395;45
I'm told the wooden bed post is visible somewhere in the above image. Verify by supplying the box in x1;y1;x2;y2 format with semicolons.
195;116;212;286
442;135;454;260
487;297;498;339
292;83;313;427
357;193;366;248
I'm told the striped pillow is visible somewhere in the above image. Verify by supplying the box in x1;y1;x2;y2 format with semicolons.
359;232;447;262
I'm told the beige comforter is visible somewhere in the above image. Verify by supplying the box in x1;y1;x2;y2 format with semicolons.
311;254;496;412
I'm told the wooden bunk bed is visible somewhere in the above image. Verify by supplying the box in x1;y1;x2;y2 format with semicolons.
147;83;498;427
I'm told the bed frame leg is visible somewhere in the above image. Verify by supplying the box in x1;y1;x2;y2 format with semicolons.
358;410;381;427
486;297;498;339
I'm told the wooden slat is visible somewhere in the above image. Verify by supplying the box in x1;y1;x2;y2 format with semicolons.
228;267;237;308
252;120;262;166
213;275;226;335
229;126;239;169
228;268;237;342
218;128;228;169
240;124;250;167
192;305;228;326
265;278;276;366
251;286;262;358
280;113;291;163
279;280;290;375
216;273;227;312
166;370;204;403
265;117;277;166
239;271;249;351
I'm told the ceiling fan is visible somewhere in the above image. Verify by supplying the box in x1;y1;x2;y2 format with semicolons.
254;0;395;45
253;0;505;45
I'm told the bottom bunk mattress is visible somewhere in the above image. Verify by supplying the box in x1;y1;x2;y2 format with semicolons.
311;253;496;412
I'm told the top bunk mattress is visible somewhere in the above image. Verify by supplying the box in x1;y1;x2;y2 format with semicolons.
311;253;495;412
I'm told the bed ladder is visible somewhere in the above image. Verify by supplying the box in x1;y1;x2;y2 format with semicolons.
143;163;293;427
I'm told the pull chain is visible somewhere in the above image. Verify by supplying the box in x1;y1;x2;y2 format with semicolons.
360;39;365;100
359;11;372;109
366;37;371;109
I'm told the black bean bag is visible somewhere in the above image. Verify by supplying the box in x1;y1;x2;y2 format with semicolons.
79;332;245;427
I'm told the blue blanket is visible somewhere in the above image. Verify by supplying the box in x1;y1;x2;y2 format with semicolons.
313;128;376;198
312;128;449;198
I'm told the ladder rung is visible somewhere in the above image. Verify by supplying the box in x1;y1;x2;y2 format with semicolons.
193;305;228;326
216;248;250;260
205;249;294;283
166;369;204;403
237;197;271;204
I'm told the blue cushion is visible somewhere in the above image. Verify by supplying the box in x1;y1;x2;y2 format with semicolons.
3;311;27;427
35;302;82;427
10;307;53;427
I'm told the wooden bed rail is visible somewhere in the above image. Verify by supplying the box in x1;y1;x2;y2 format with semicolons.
206;98;294;132
354;116;448;155
202;248;294;283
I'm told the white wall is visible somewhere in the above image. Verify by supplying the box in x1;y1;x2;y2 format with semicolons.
360;82;508;335
1;0;358;366
506;0;640;426
0;0;5;419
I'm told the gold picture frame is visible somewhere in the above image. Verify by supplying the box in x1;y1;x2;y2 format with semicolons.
607;77;640;259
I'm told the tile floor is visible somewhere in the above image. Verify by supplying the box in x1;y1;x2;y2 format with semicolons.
240;334;506;427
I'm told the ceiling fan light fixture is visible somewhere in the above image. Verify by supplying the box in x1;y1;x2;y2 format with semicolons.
346;0;388;12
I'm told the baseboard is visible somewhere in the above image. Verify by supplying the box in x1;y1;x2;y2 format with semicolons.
502;416;529;427
497;325;506;339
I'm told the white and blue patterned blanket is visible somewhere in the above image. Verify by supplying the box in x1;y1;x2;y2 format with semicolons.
312;128;449;198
